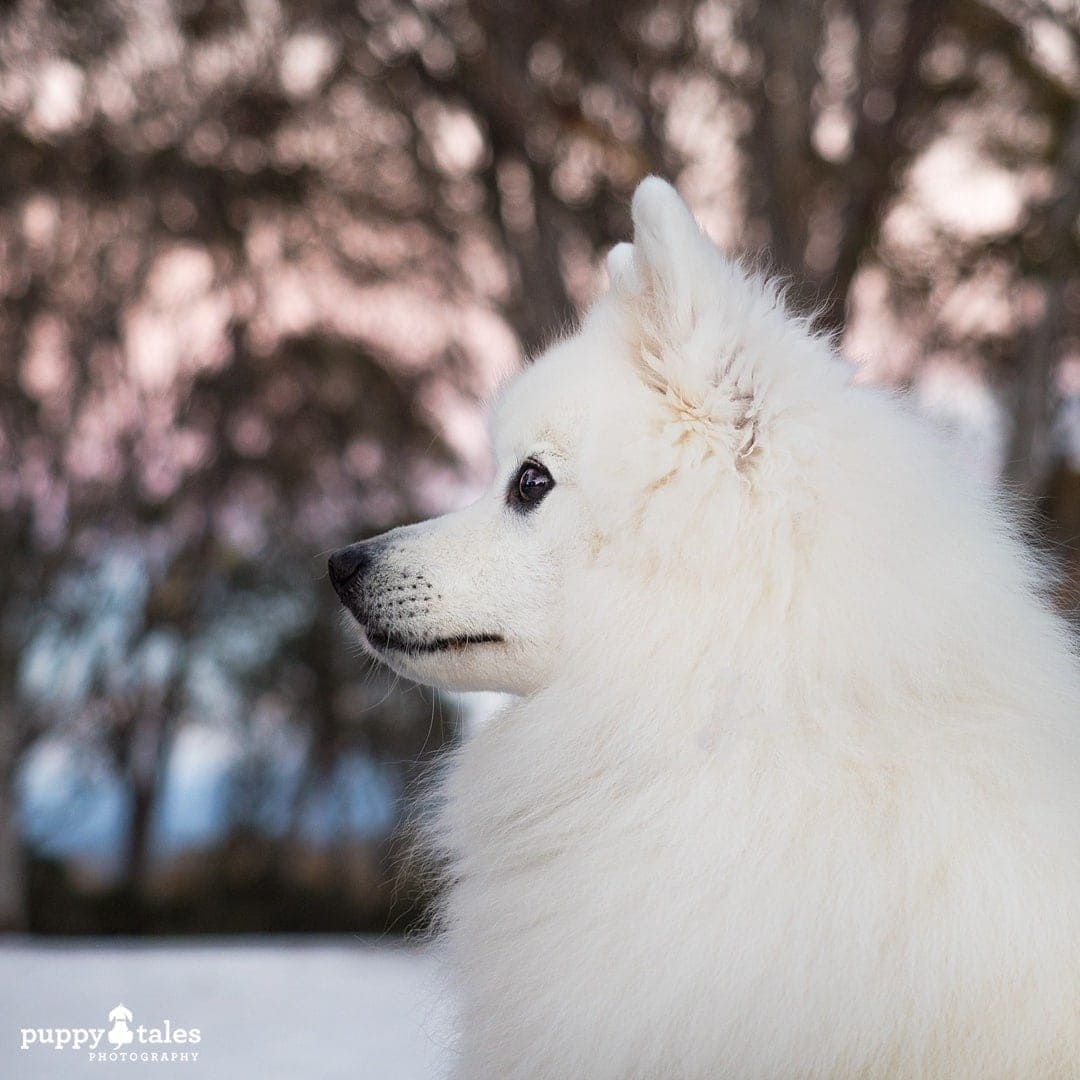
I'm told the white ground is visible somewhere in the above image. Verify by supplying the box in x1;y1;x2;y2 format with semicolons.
0;937;454;1079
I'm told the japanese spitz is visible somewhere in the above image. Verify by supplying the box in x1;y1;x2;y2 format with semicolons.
330;179;1080;1078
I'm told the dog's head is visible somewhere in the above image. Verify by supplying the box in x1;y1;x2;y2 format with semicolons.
328;328;636;694
330;178;842;694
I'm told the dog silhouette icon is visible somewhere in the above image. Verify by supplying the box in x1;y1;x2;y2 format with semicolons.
107;1004;134;1048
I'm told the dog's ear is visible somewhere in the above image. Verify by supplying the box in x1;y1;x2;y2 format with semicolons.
627;177;717;330
608;177;725;396
604;241;636;295
608;178;773;470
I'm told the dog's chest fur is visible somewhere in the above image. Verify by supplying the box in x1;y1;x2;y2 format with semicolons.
434;695;1080;1079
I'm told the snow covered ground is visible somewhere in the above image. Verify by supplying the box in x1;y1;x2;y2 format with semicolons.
1;936;454;1079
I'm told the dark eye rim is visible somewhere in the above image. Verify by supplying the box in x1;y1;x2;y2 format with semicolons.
507;458;555;513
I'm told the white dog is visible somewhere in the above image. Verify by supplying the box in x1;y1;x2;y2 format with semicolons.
330;178;1080;1078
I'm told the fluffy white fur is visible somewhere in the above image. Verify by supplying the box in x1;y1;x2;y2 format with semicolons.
335;178;1080;1077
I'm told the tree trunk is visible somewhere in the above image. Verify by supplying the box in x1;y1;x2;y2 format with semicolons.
1003;109;1080;500
0;707;26;931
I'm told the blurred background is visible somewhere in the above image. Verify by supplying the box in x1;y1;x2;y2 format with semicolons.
0;0;1077;941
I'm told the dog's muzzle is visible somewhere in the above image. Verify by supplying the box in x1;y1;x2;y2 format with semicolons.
328;538;505;657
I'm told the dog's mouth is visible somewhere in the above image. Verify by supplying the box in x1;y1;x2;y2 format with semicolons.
364;628;504;655
335;591;505;657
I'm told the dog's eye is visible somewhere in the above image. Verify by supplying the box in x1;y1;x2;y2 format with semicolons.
508;460;555;511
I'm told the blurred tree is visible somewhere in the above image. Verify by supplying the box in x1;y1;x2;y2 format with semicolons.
0;0;1075;931
0;0;489;930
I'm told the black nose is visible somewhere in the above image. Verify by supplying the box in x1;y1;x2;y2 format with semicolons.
328;543;370;595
